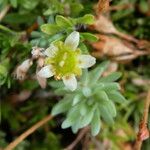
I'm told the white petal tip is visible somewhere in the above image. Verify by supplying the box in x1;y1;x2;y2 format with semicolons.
79;55;96;68
65;31;80;50
44;44;58;57
62;74;77;91
37;65;54;78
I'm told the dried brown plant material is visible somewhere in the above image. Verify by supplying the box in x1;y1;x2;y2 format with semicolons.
132;78;150;86
92;35;147;62
121;143;133;150
96;0;110;14
92;15;138;43
134;91;150;150
9;90;31;104
109;3;133;11
16;59;33;80
92;35;133;56
137;40;150;50
103;61;118;76
138;123;149;141
26;22;39;35
93;15;117;34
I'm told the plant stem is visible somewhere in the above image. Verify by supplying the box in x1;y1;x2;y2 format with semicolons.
134;90;150;150
4;115;53;150
64;127;90;150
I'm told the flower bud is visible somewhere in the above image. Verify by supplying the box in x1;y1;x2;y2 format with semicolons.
16;59;32;80
31;47;44;58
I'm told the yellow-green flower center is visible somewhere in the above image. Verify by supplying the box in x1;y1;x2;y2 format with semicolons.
45;41;82;78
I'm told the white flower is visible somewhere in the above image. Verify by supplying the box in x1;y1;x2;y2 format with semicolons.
16;59;32;80
37;31;96;91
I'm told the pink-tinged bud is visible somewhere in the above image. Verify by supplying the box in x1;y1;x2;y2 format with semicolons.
31;47;44;58
36;72;47;89
16;59;32;80
37;57;45;67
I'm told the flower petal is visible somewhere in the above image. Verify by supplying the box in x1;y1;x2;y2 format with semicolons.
62;74;77;91
44;44;58;57
37;65;54;78
64;31;79;50
19;59;32;71
78;55;96;68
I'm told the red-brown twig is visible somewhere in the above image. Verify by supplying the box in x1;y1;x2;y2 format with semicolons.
134;90;150;150
64;127;90;150
4;115;53;150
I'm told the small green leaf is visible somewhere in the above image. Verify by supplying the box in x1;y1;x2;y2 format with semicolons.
56;15;72;27
37;16;44;25
79;102;87;116
71;118;82;133
10;0;17;8
70;3;83;16
82;87;91;97
79;43;88;53
99;72;122;82
72;94;82;105
51;99;72;116
99;106;114;125
41;24;62;35
62;119;72;129
107;91;126;103
77;14;95;25
91;109;101;136
31;31;41;38
97;91;109;101
0;65;8;76
81;33;98;42
80;105;96;128
105;100;116;117
89;61;109;83
96;82;120;91
3;13;36;24
62;105;80;128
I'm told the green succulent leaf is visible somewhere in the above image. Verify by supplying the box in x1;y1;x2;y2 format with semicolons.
80;105;96;128
79;101;87;116
51;99;72;116
99;72;122;82
91;108;101;136
97;91;109;101
70;3;83;16
77;14;95;25
107;91;126;103
81;33;98;42
89;61;109;84
62;105;81;128
56;15;73;28
105;100;117;117
100;106;114;125
72;94;82;106
41;24;62;35
61;118;72;129
71;118;82;133
97;82;120;91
